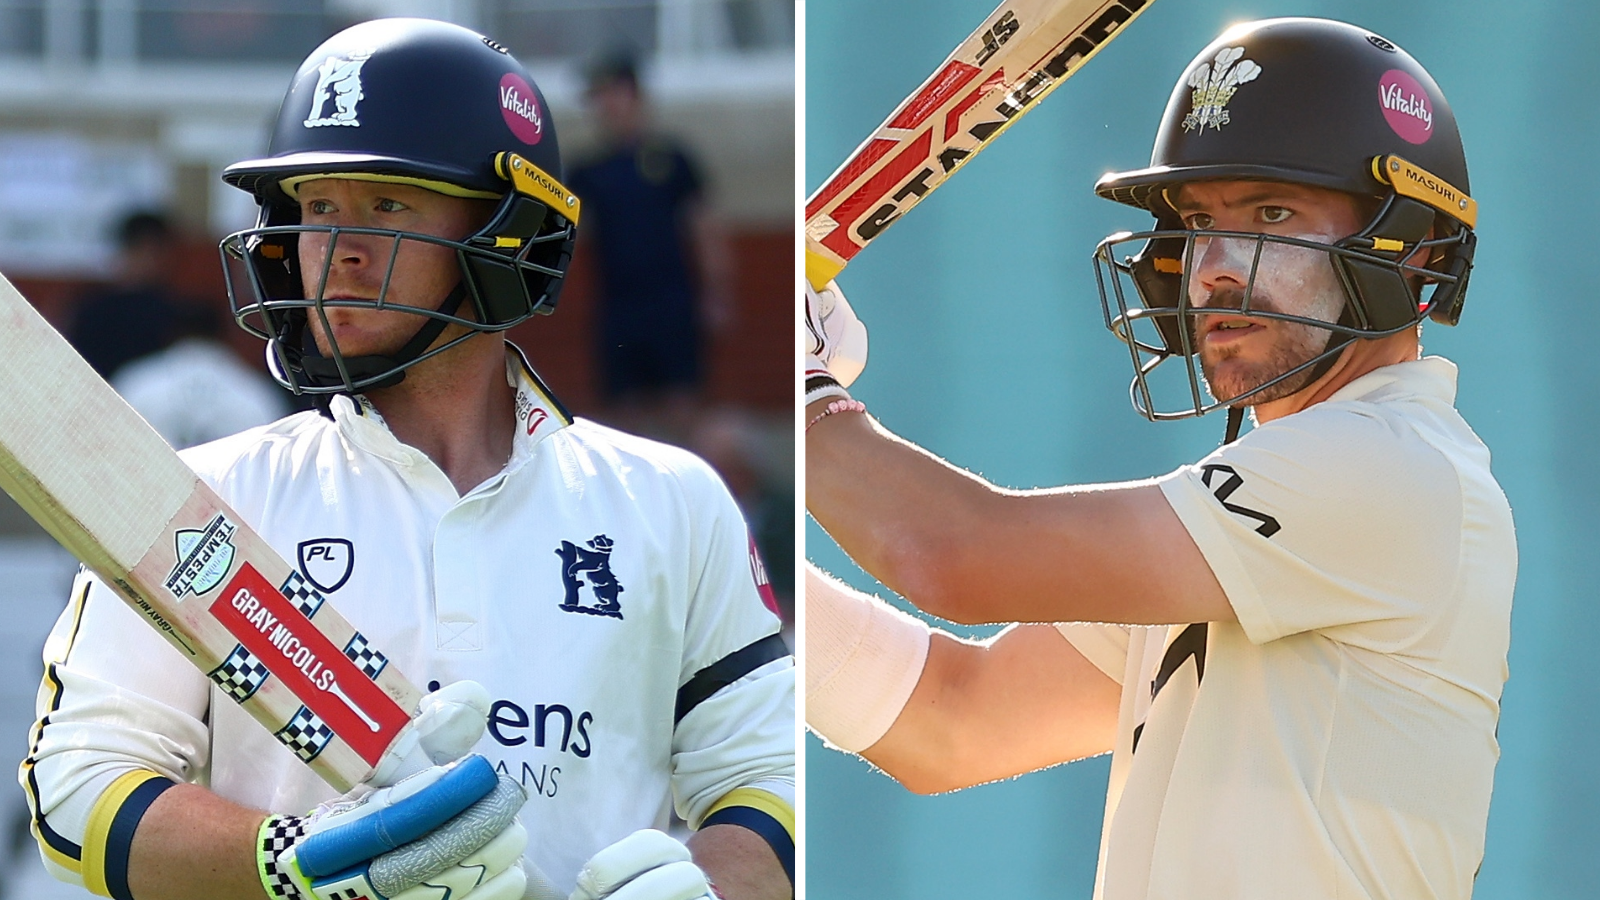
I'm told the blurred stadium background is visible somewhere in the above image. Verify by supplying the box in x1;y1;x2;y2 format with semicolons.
806;0;1598;897
0;1;792;895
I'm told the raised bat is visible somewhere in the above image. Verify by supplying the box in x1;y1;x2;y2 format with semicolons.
0;271;420;793
805;0;1156;289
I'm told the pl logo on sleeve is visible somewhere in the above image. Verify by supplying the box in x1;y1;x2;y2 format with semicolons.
556;535;625;619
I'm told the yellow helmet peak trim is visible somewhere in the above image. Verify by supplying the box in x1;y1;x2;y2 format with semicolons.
1371;155;1477;229
494;153;581;225
277;171;502;201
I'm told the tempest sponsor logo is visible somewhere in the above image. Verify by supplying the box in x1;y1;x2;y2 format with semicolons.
166;514;237;597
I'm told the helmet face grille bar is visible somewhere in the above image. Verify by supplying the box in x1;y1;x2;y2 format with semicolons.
218;203;577;395
1091;223;1471;423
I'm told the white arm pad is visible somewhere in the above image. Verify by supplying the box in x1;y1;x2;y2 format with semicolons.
804;564;930;753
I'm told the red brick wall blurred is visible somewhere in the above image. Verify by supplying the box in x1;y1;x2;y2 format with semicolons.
17;227;794;417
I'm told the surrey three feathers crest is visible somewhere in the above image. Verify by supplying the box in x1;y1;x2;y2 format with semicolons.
1182;46;1261;133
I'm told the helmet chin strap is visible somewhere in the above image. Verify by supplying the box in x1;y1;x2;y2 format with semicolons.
1223;406;1245;445
300;281;470;395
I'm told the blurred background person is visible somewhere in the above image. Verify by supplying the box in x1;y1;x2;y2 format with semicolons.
0;1;792;897
569;49;734;446
67;210;181;380
110;300;290;450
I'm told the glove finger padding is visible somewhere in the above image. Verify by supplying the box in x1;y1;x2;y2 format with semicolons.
572;830;716;900
603;861;716;900
803;279;868;389
372;680;493;786
369;776;528;896
388;827;529;900
572;830;690;900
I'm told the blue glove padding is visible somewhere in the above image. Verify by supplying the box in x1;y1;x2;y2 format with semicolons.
296;754;497;877
262;754;528;900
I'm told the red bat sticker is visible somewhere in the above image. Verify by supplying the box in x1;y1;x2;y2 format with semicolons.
211;564;409;764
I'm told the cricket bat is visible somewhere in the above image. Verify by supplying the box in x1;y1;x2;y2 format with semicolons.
805;0;1155;290
0;272;421;793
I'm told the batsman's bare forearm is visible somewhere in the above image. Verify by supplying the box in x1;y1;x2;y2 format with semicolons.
806;398;1231;626
690;823;791;900
127;784;269;900
806;399;1003;620
863;623;1120;794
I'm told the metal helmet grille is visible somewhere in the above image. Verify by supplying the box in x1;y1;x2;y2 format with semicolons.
1090;221;1472;422
219;185;577;395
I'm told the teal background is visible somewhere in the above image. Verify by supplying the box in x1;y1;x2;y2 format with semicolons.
804;0;1593;897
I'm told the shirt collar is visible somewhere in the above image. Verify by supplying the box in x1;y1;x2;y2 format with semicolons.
1323;355;1458;407
505;343;573;465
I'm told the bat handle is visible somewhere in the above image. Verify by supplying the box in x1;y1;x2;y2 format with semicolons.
805;243;846;291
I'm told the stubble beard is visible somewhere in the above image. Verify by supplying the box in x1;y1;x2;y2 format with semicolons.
1197;285;1343;407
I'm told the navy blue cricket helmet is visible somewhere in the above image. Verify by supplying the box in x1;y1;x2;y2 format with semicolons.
220;17;581;394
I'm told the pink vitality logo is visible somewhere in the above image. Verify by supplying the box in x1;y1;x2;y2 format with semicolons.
499;73;544;144
1378;69;1433;145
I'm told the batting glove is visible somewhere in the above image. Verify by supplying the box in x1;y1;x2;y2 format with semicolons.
258;754;528;900
371;680;493;787
570;830;720;900
804;279;868;389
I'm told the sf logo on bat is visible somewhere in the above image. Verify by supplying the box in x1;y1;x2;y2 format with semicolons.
854;0;1148;244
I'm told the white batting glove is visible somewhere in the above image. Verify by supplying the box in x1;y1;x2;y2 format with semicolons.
570;830;719;900
804;279;868;389
371;679;493;786
259;754;528;900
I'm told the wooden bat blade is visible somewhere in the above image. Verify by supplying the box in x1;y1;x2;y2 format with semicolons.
805;0;1154;289
0;273;421;792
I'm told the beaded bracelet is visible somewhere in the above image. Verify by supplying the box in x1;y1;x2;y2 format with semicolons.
806;398;867;432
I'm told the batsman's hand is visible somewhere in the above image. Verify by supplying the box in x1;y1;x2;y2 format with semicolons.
570;830;719;900
804;279;868;389
259;754;529;900
372;679;492;786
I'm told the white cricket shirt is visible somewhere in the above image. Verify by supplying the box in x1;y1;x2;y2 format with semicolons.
1058;356;1515;900
25;349;794;893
